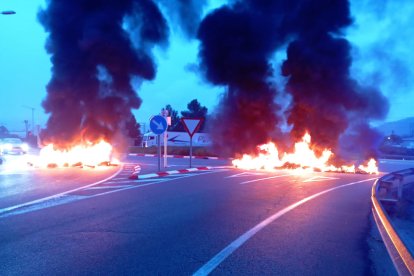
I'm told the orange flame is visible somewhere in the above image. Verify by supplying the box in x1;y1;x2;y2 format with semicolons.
232;133;378;174
37;140;118;168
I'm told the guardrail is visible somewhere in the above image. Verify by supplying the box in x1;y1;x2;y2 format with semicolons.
372;168;414;275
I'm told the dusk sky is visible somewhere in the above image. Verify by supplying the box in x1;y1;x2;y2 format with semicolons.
0;0;413;134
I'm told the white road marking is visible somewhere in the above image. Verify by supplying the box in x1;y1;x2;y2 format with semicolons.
0;165;123;216
85;185;134;190
0;169;228;218
225;172;266;178
193;178;377;276
240;174;292;184
379;159;414;164
303;175;339;182
0;195;87;218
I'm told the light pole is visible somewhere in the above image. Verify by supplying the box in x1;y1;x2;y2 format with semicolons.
22;105;35;135
1;11;16;15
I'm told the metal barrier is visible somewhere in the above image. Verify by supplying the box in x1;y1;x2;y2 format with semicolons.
372;168;414;275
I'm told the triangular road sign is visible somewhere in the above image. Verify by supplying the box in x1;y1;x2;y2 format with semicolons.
181;118;203;137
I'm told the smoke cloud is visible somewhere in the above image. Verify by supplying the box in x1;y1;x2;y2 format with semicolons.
281;0;389;158
38;0;168;148
197;2;294;156
157;0;207;38
198;0;389;159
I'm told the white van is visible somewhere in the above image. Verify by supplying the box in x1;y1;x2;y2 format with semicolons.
141;132;212;147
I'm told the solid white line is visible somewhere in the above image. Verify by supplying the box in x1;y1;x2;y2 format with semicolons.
0;169;229;218
68;170;229;200
0;165;124;215
193;178;377;276
240;174;292;184
85;185;134;190
0;195;88;218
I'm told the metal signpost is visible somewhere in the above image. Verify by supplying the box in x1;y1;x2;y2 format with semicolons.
160;108;171;168
149;115;168;172
181;118;204;168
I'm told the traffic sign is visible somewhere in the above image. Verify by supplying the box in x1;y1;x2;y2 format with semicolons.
150;115;168;135
181;118;203;138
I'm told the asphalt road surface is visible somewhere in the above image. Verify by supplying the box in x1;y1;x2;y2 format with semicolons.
0;155;411;275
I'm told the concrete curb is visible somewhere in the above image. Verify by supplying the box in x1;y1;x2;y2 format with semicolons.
129;166;224;180
128;153;230;160
372;168;414;275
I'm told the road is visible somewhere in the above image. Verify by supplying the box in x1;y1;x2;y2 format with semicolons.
0;155;411;275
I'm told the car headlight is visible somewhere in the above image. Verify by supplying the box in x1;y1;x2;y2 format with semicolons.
4;143;12;151
21;143;29;151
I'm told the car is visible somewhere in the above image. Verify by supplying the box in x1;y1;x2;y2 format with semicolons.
0;138;29;154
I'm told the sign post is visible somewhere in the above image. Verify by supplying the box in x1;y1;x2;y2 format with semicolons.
181;118;204;168
161;108;171;168
149;115;168;172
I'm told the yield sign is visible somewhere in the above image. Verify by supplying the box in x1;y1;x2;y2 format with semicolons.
181;118;204;138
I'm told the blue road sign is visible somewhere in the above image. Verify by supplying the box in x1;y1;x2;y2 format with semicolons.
150;115;168;135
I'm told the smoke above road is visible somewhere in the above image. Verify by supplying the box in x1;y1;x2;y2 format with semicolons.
156;0;207;38
37;0;389;160
38;0;168;148
197;0;389;159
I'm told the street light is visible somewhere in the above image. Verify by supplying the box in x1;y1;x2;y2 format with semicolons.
1;11;16;15
22;105;35;135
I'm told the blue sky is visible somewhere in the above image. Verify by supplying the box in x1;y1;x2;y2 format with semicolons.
0;0;413;134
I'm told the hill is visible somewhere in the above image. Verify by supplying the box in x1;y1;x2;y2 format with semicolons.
376;117;414;137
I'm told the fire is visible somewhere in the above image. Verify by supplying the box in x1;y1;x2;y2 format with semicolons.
36;140;118;168
232;133;378;174
357;158;378;174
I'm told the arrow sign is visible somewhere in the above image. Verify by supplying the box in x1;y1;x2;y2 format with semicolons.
181;118;203;138
150;115;168;135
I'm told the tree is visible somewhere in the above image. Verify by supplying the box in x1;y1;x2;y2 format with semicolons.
181;99;208;118
0;125;9;137
181;99;208;132
165;104;181;131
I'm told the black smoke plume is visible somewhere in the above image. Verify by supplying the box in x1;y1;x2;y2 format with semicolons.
281;0;389;159
38;0;168;148
198;0;389;159
197;3;294;156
